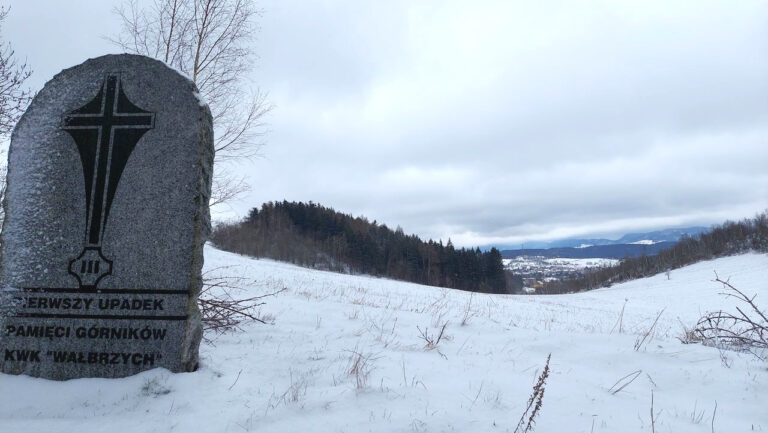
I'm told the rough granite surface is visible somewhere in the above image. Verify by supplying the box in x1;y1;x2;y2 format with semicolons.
0;54;212;379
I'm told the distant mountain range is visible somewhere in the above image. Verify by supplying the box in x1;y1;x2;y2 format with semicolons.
500;241;679;259
499;226;708;249
498;226;708;259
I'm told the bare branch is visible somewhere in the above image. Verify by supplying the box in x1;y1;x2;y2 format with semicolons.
199;266;285;341
0;6;32;138
208;171;250;208
692;274;768;360
110;0;269;209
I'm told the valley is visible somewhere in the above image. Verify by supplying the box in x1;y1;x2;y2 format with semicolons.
503;256;619;290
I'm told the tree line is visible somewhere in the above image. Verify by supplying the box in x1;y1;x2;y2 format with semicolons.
540;212;768;294
211;201;511;293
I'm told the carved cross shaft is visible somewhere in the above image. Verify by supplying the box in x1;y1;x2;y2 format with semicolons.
61;74;155;289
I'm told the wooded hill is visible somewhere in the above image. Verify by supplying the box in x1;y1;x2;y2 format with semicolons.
211;201;510;293
540;212;768;294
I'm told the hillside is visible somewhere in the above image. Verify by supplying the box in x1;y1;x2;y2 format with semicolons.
543;213;768;293
212;201;509;293
2;246;766;432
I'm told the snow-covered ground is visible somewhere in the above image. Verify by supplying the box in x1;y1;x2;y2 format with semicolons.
630;240;661;245
2;246;767;432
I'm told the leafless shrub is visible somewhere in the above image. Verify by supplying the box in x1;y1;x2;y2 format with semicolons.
634;308;665;351
513;353;551;433
417;321;448;350
693;274;767;360
345;349;377;391
199;266;284;341
607;369;642;395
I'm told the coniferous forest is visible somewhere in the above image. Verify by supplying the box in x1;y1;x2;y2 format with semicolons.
211;201;511;293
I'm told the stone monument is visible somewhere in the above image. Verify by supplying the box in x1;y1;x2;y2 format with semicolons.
0;54;213;380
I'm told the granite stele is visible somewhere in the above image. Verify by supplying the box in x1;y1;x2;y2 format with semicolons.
0;54;213;380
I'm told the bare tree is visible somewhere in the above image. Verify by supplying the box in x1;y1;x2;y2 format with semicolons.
111;0;274;338
0;6;32;139
111;0;270;207
0;5;33;225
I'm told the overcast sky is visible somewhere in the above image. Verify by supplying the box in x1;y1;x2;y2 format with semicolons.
5;0;768;247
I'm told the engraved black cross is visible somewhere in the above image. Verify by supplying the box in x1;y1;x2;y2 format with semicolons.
62;74;155;290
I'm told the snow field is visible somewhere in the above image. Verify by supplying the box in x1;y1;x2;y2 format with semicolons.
1;247;766;432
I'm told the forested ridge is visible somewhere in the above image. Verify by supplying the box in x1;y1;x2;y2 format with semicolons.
541;212;768;294
211;201;511;293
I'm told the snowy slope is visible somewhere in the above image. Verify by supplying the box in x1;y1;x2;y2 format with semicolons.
1;246;767;432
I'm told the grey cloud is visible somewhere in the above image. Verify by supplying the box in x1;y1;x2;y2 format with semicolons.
5;0;767;247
